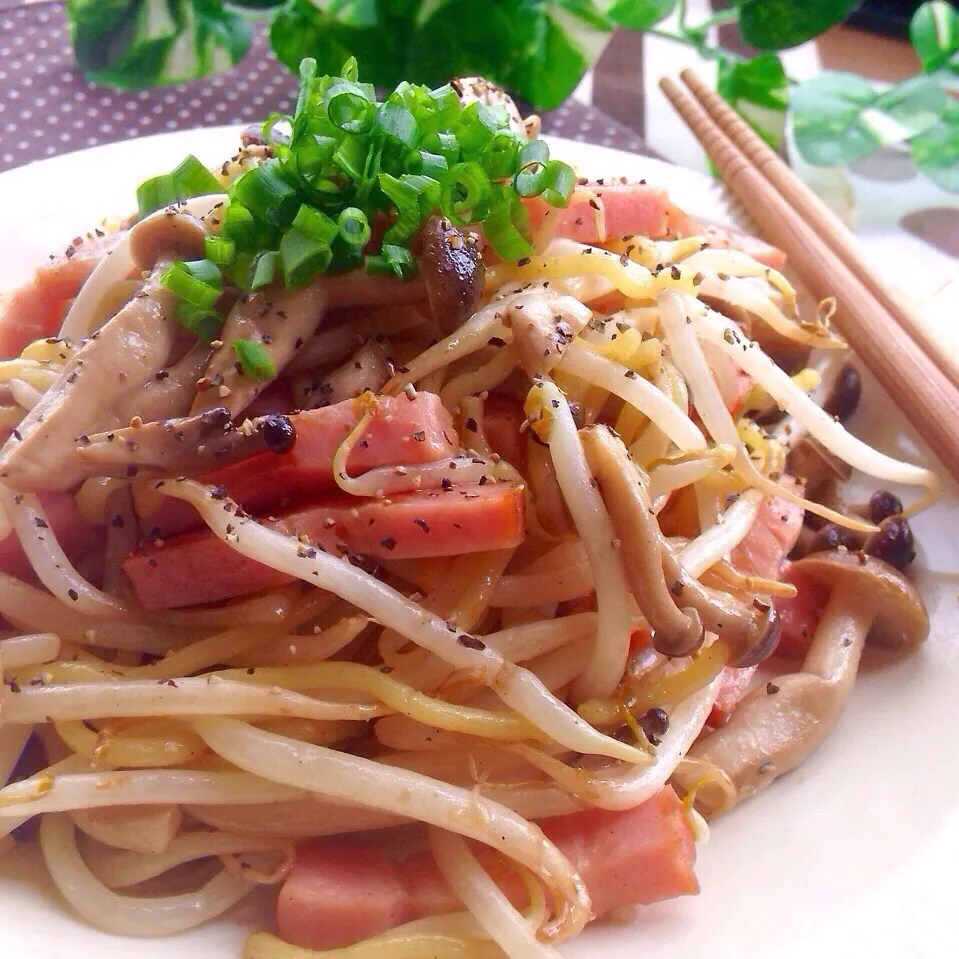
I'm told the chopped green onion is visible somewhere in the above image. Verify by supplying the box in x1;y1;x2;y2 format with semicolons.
428;84;460;123
220;201;275;253
423;131;460;165
484;130;521;180
337;207;371;247
514;162;547;198
232;160;298;226
401;174;442;212
443;161;491;224
365;243;415;280
341;56;359;83
294;136;338;180
378;173;424;244
280;228;331;287
292;204;338;244
377;102;418;148
136;174;178;220
176;303;222;342
146;59;579;284
174;303;218;341
220;202;254;242
541;160;575;208
160;261;221;310
454;101;503;154
332;135;368;182
230;252;253;288
328;90;373;135
409;150;448;179
250;250;279;290
233;339;276;381
136;155;222;219
518;139;549;168
296;58;318;118
204;236;236;266
483;193;533;261
183;259;222;288
170;155;222;197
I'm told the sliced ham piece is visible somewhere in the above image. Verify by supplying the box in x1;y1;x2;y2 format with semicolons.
140;393;458;538
123;483;526;610
523;185;785;272
712;480;805;722
0;232;120;358
0;491;104;580
729;485;804;581
708;665;759;727
277;787;697;951
526;182;670;245
773;562;830;659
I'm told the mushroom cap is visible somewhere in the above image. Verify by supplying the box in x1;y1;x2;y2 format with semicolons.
789;551;928;650
785;434;852;498
129;211;210;272
418;216;485;334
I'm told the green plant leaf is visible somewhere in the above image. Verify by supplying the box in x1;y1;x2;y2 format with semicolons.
734;0;862;51
553;0;613;31
225;0;284;9
270;0;413;90
605;0;676;30
791;71;946;166
405;1;607;109
910;99;959;191
65;0;252;89
910;1;959;73
717;53;788;110
716;54;787;152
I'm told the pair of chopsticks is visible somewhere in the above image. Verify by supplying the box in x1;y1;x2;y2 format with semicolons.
660;71;959;485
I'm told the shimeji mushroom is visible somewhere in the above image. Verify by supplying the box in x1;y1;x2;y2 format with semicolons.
128;210;210;272
679;552;928;814
581;424;778;662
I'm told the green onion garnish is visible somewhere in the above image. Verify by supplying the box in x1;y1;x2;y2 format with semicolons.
250;250;279;290
232;160;298;227
171;156;222;198
365;244;415;280
445;162;491;224
514;162;548;198
160;261;221;310
542;160;576;208
338;207;371;247
328;90;374;135
292;204;339;244
135;57;576;290
136;155;221;219
176;303;221;342
204;236;236;266
233;339;276;380
484;192;534;261
280;228;332;287
183;258;222;288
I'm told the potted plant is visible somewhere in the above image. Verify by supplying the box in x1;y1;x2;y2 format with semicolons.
64;0;958;191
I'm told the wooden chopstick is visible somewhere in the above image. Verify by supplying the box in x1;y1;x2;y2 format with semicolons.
677;69;959;393
659;75;959;483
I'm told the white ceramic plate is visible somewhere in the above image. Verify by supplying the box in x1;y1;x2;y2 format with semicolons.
0;130;957;959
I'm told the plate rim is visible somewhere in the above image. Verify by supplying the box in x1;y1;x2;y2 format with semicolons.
0;125;956;959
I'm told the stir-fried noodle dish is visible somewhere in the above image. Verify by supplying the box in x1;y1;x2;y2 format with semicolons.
0;62;938;959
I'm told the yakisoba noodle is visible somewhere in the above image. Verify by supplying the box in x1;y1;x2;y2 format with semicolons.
0;63;935;959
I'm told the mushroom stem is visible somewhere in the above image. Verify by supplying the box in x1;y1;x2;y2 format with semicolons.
677;582;870;815
804;583;870;689
580;425;703;658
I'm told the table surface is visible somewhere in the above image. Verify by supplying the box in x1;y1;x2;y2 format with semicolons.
0;1;652;174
